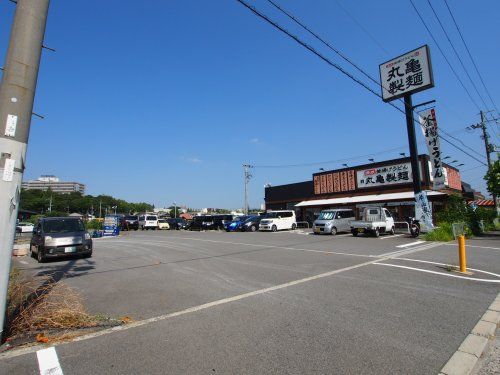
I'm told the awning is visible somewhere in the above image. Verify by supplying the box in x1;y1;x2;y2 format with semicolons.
295;191;446;208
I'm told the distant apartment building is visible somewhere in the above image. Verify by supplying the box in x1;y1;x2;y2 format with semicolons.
22;175;85;194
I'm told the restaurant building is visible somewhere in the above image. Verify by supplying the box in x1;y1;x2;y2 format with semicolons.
264;155;463;224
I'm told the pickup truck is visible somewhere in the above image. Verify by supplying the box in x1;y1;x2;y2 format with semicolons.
350;206;395;237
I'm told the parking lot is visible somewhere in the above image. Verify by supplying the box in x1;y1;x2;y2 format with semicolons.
2;230;500;374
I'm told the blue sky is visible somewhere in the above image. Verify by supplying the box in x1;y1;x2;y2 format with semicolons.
1;0;498;209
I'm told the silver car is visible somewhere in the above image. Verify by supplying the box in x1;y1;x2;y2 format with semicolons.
313;209;355;235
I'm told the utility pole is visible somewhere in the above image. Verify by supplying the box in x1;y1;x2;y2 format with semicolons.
243;164;252;214
99;200;102;218
0;0;50;338
470;110;497;208
48;193;52;213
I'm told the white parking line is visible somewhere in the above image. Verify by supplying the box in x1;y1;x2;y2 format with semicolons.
396;257;500;278
36;347;63;375
443;243;500;251
373;263;500;283
379;234;405;240
395;240;425;248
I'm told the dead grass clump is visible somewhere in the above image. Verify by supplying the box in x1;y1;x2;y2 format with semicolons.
6;268;99;339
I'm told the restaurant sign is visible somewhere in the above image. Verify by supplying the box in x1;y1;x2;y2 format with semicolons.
357;162;412;188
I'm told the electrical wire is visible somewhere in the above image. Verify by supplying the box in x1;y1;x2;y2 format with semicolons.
426;0;490;112
409;0;481;112
443;0;499;115
235;0;487;166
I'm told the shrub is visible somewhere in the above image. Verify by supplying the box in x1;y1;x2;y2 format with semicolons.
425;222;454;242
85;219;103;230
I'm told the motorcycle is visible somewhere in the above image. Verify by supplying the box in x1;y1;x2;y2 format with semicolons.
406;217;421;238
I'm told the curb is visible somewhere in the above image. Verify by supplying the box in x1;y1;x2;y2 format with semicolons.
440;293;500;375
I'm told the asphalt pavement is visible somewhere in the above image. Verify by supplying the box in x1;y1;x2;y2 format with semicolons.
2;229;499;374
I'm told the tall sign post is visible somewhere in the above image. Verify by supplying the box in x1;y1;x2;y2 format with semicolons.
0;0;50;338
379;45;435;229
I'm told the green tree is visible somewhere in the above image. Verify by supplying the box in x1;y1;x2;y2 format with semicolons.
484;159;500;197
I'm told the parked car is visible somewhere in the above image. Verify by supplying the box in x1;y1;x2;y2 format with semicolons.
122;215;139;230
189;215;215;231
313;209;356;235
16;221;34;234
240;216;263;232
30;217;92;263
138;214;158;230
213;214;237;230
224;216;250;232
350;206;395;237
158;219;170;230
259;210;297;232
167;218;188;230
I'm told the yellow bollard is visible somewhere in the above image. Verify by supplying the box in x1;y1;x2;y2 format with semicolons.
458;235;466;273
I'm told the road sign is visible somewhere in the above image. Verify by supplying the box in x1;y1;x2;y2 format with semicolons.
379;45;434;102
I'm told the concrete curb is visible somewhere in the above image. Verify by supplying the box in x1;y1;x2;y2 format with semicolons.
440;293;500;375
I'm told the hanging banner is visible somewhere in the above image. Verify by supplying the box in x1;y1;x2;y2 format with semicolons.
415;191;434;231
419;108;445;190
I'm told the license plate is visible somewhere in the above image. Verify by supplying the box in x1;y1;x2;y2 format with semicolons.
65;246;77;253
314;228;321;233
358;229;364;233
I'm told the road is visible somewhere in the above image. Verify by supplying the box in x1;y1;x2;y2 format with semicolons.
2;229;499;374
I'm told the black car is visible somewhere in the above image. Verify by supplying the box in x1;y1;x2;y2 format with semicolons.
166;218;188;230
189;216;214;231
240;216;263;232
30;217;92;263
122;215;139;230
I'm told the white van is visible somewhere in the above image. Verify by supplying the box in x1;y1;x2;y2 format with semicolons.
138;214;158;230
313;209;356;235
259;210;297;232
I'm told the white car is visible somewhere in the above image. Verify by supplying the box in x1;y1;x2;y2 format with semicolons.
16;222;34;233
259;210;297;232
157;219;170;230
138;214;158;230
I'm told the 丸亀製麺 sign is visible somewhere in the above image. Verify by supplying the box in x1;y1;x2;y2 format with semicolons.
356;162;412;188
379;45;434;102
419;108;445;190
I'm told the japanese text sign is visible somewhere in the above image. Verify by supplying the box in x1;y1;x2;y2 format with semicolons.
379;45;434;102
419;108;445;190
356;162;412;188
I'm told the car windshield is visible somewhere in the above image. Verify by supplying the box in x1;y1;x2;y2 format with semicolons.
244;216;258;223
318;212;335;220
125;216;137;220
234;216;248;222
42;219;85;234
158;220;166;223
146;216;157;221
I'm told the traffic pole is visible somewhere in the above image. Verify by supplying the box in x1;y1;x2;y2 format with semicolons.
457;235;467;273
0;0;50;338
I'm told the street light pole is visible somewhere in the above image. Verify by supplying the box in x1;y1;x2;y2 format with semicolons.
173;202;177;218
0;0;50;339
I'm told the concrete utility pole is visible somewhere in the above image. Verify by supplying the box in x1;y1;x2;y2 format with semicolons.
243;164;252;214
0;0;50;338
470;111;497;208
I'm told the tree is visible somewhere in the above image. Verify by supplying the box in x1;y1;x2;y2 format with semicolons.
484;159;500;197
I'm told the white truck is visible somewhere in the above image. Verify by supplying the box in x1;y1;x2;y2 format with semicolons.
350;206;395;237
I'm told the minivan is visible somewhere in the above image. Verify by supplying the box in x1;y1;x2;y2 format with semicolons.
313;209;356;235
259;210;297;232
30;217;92;263
138;214;158;230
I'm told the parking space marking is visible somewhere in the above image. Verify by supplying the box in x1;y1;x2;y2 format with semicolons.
396;257;500;278
0;257;384;360
379;234;405;239
373;263;500;283
36;347;63;375
443;243;500;251
395;240;425;248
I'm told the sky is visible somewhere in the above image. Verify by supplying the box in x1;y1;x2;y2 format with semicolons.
0;0;498;209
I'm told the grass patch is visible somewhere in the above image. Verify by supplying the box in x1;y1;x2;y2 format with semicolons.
5;268;117;345
424;223;455;242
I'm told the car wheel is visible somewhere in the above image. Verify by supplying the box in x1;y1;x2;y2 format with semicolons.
291;223;297;230
271;225;277;232
250;225;257;232
389;227;395;235
83;251;92;259
351;230;358;237
331;227;337;236
37;249;45;263
141;226;144;230
30;244;36;258
374;229;380;238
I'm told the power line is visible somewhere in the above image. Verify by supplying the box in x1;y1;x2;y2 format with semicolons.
409;0;480;112
426;0;489;112
235;0;487;166
443;0;499;115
